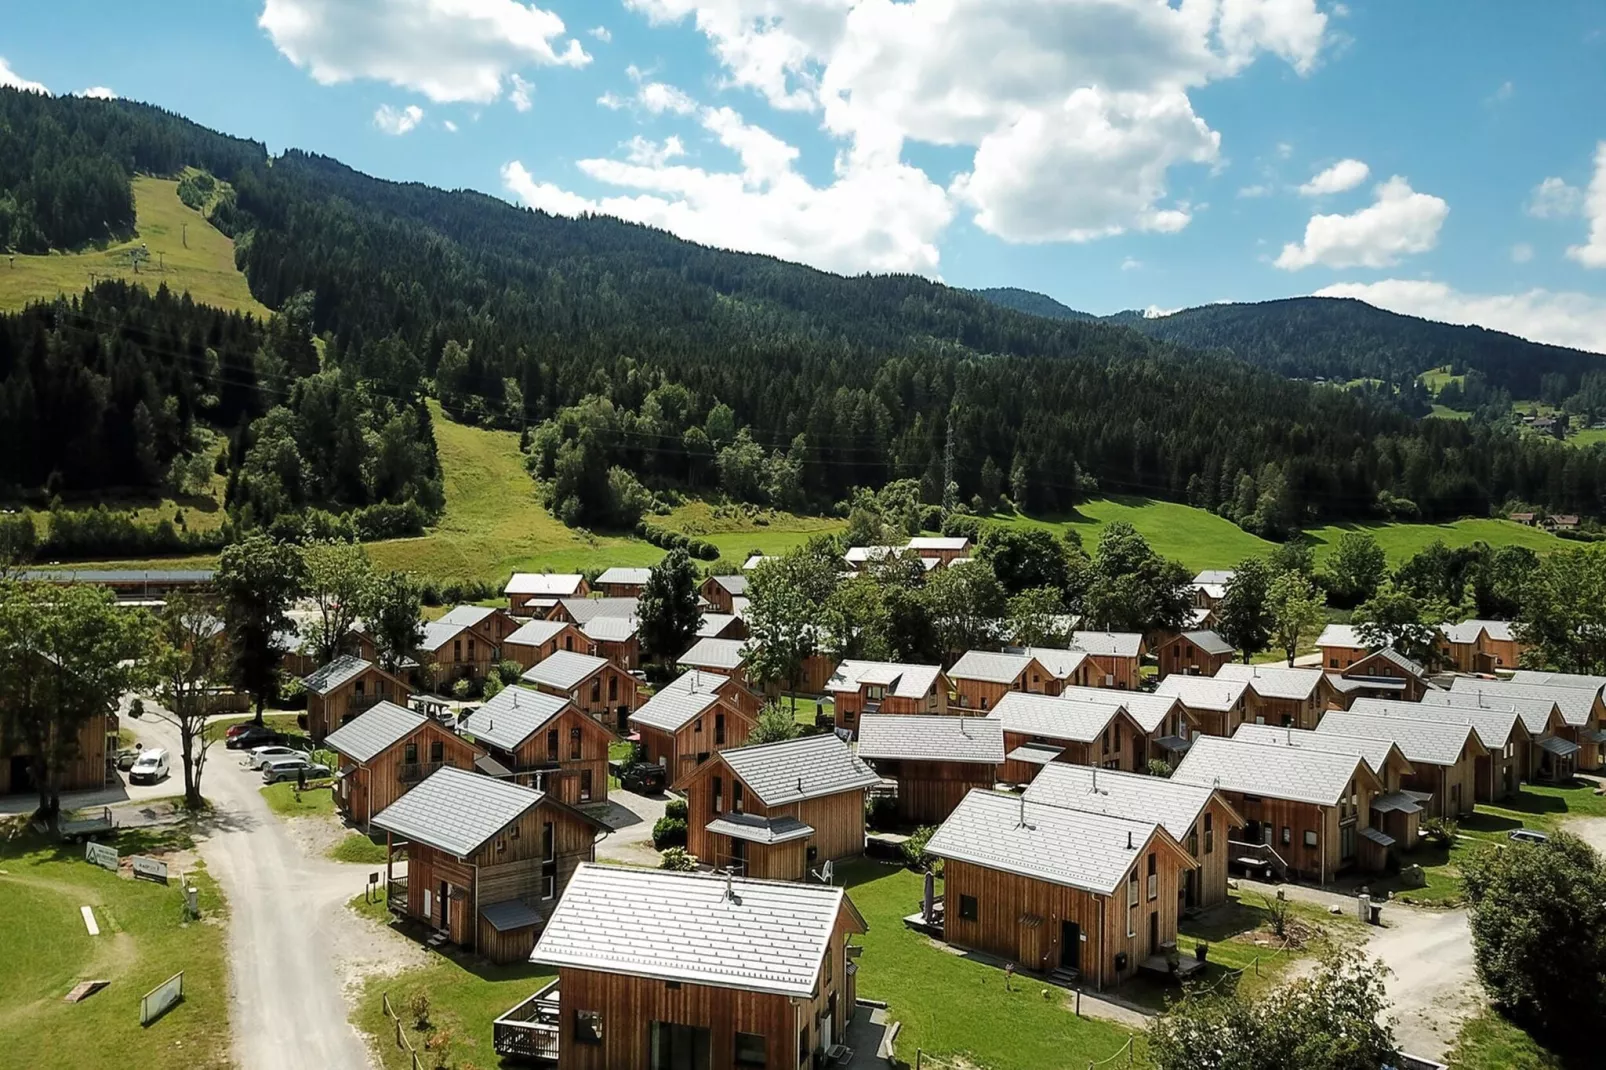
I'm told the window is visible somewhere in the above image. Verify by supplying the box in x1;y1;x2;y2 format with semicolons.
715;713;726;745
468;638;476;661
574;1010;603;1044
799;1026;810;1064
543;821;555;861
958;894;978;921
547;729;559;762
609;675;618;701
735;1032;767;1067
429;739;444;764
404;742;418;764
1329;657;1339;668
1204;813;1214;854
694;718;703;735
1102;727;1111;751
1188;830;1199;856
453;638;462;663
542;873;556;899
712;776;723;815
510;822;520;840
1127;869;1138;908
580;769;593;801
570;726;582;760
825;939;833;983
1304;830;1318;848
590;678;601;704
1146;852;1158;901
733;781;745;813
1281;826;1292;846
496;837;506;854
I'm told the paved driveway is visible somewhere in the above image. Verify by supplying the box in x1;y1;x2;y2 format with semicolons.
592;786;669;867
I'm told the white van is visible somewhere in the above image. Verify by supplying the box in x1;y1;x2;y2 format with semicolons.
129;748;170;784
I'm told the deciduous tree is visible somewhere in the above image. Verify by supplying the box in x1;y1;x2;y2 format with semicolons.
1215;558;1274;662
1323;532;1387;607
1267;569;1326;667
151;592;228;809
300;539;374;663
639;550;703;666
218;534;302;723
365;570;425;674
1352;583;1444;665
1517;545;1606;674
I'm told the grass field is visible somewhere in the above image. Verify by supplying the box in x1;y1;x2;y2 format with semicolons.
1301;516;1562;565
0;826;230;1069
259;781;334;817
0;174;271;319
1447;1011;1576;1069
329;833;388;865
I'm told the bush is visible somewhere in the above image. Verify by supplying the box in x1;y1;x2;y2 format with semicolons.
1145;758;1173;778
941;512;982;540
481;674;504;701
660;847;699;872
451;676;478;700
664;797;688;821
865;794;897;829
1421;816;1458;844
652;816;688;850
919;504;943;532
902;825;937;870
496;659;523;684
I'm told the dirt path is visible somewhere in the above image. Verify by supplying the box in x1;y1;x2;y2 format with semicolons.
1560;814;1606;856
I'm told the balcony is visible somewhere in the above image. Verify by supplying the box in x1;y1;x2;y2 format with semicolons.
387;876;409;918
349;694;385;714
494;979;561;1062
396;761;445;784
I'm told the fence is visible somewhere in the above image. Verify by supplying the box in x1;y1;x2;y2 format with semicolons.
380;991;424;1070
1087;1037;1136;1070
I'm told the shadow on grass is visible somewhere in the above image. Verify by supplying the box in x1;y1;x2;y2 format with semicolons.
1496;789;1570;817
1462;811;1522;836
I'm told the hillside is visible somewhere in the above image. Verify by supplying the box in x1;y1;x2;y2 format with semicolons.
969;287;1096;322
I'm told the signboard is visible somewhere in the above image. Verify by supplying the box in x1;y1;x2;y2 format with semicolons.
132;856;169;884
140;971;184;1026
84;841;119;872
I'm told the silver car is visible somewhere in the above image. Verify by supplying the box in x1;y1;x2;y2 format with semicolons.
262;761;331;785
246;745;304;770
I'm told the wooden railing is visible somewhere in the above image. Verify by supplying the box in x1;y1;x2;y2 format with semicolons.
396;761;444;784
1227;839;1289;880
387;876;409;917
494;979;561;1061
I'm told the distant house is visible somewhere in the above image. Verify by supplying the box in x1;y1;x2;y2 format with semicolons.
548;597;639;628
1546;514;1580;531
676;638;767;715
1216;662;1342;727
1508;512;1536;526
505;573;588;616
695;612;748;641
947;650;1055;712
520;651;640;734
1421;688;1572;782
577;616;641;672
501;619;588;671
927;789;1197;988
1326;648;1434;703
593;567;652;599
1023;763;1243;910
1316;623;1368;670
1069;631;1145;690
0;695;116;797
630;671;754;777
700;574;748;615
418;617;500;685
1057;685;1199;769
1349;697;1525;801
1155;630;1235;679
1453;676;1602;771
372;767;605;963
460;686;616;806
680;734;880;880
741;553;779;571
324;701;482;830
1184;606;1219;631
1189;569;1235;610
1153;675;1251;738
1315;710;1487;818
825;660;950;735
303;655;412;741
518;864;866;1068
1010;646;1094;691
988;693;1146;784
436;604;523;645
1438;619;1524;674
855;713;1005;824
906;535;972;565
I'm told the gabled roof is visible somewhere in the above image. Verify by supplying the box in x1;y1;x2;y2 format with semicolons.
504;618;573;647
580;616;639;644
559;597;640;624
696;613;743;638
659;667;742;699
461;686;573;750
1173;734;1376;806
1013;646;1090;680
504;573;585;597
947;650;1036;685
1347;697;1522;752
1069;631;1144;658
927;790;1189;897
437;605;501;630
1509;670;1606;692
679;637;748;672
1055;685;1182;734
324;701;430;763
595;567;652;586
907;536;969;551
1192;569;1236;586
706;574;749;596
742;554;778;571
1154;674;1249;712
731;595;751;617
843;545;905;565
520;650;610;691
826;660;944;699
630;685;725;734
1315;710;1485;767
987;693;1127;743
1232;722;1409;779
303;654;376;695
855;714;1005;764
420;619;475;654
531;863;862;997
1440;619;1518;645
1022;764;1239;843
717;734;880;805
1347;647;1428;679
1420;689;1560;737
1450;677;1595;728
1317;623;1363;649
1215;662;1326;701
1179;630;1235;657
370;766;546;857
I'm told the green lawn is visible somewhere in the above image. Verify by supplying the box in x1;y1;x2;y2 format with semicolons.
1428;403;1472;421
1567;426;1606;448
348;886;393;926
1447;1011;1574;1069
790;695;835;727
0;826;230;1069
1302;517;1561;566
259;781;334;817
329;833;388;865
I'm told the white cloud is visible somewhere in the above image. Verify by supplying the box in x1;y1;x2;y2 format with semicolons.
638;80;698;115
1315;279;1606;354
443;119;459;132
1275;141;1294;159
1121;257;1142;271
1237;183;1271;198
1566;142;1606;268
1527;176;1583;219
1298;157;1368;196
373;103;425;135
1510;242;1533;264
1275;176;1448;270
598;91;625;110
0;57;48;94
79;86;117;99
259;0;589;104
509;73;534;111
624;134;686;167
1143;304;1182;318
589;26;612;42
1489;79;1514;104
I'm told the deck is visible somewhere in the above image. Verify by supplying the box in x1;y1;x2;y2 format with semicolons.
493;979;561;1063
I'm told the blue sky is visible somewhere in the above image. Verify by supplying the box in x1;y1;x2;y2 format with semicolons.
4;1;1605;350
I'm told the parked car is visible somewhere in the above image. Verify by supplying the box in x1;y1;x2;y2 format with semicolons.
115;747;143;771
619;762;667;794
1508;828;1549;845
129;748;170;785
262;761;331;785
227;724;284;750
246;745;305;770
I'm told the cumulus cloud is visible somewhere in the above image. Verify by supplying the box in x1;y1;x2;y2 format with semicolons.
1527;175;1583;219
1566;142;1606;268
373;103;425;135
259;0;589;104
509;73;534;111
0;57;48;94
589;26;612;42
80;86;117;99
1314;279;1606;354
624;134;686;167
638;80;698;115
1298;157;1368;196
1275;176;1448;270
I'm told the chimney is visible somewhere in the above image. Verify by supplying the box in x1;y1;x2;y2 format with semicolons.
1126;829;1134;849
725;867;734;901
797;775;804;795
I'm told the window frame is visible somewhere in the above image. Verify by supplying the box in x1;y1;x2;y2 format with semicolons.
573;1010;603;1044
958;894;978;921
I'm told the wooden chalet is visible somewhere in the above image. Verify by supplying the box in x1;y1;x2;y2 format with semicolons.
1056;686;1199;769
1453;676;1605;771
303;655;413;741
324;701;482;830
1326;648;1434;704
1011;646;1095;690
679;734;880;880
1068;631;1146;690
694;612;748;641
699;573;748;615
629;670;755;778
927;789;1197;988
1349;697;1526;802
372;767;606;963
1184;606;1219;631
512;864;866;1068
460;686;617;806
826;660;950;736
547;597;638;627
419;617;501;685
988;693;1146;784
577;616;641;672
1155;630;1236;679
947;650;1056;712
677;637;766;715
1173;735;1388;882
0;704;117;797
1315;710;1485;819
854;713;1005;824
521;651;640;734
1316;624;1368;671
906;535;972;565
502;619;589;671
1421;689;1571;782
1153;675;1251;738
505;573;588;616
437;604;523;645
1216;662;1343;727
1022;764;1244;911
1188;570;1234;610
1438;619;1524;673
593;567;652;599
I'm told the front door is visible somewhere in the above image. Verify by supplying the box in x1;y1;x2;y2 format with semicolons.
1060;921;1081;970
1148;910;1159;957
438;881;450;930
819;992;836;1051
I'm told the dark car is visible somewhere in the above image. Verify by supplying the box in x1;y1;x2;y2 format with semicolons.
226;724;284;750
620;762;667;794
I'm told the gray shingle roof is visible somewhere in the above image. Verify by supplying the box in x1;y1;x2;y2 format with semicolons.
709;574;749;596
1420;689;1559;737
1350;648;1428;679
705;813;815;844
629;685;723;734
560;597;640;623
1450;677;1595;727
21;568;215;583
1181;630;1235;657
1232;722;1405;778
303;655;373;695
907;536;970;551
1315;710;1482;767
1192;570;1236;586
595;567;652;586
927;789;1176;896
1053;685;1180;735
1006;742;1065;764
521;650;609;691
1022;764;1224;843
1014;647;1089;680
1348;697;1522;752
1216;662;1325;701
947;650;1035;684
1069;631;1144;658
420;619;470;653
1509;670;1606;692
1441;619;1518;645
1317;623;1363;648
1154;674;1248;712
480;898;544;932
719;734;879;805
987;693;1123;743
437;605;499;630
531;863;855;996
696;613;742;638
854;714;1005;763
826;660;944;699
580;616;638;643
504;573;585;596
324;701;428;763
679;637;748;671
1172;735;1371;806
370;766;544;856
461;686;572;750
504;619;571;647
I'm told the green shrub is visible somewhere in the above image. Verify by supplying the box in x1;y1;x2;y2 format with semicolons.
903;825;937;869
652;816;688;850
482;674;505;701
496;659;523;684
451;676;477;700
664;797;688;821
659;847;699;872
865;794;898;829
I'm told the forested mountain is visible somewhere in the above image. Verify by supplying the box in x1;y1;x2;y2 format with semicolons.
969;287;1097;323
4;86;1606;541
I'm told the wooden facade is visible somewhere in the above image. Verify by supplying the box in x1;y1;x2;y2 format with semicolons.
1156;634;1235;680
634;697;755;780
997;710;1144;785
951;657;1053;712
682;761;868;880
1320;641;1368;671
1227;782;1380;882
0;709;116;796
528;662;641;734
699;575;746;615
869;758;998;825
1082;652;1142;691
331;718;482;830
503;622;588;671
307;664;412;741
832;672;950;735
422;622;502;685
493;707;617;807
